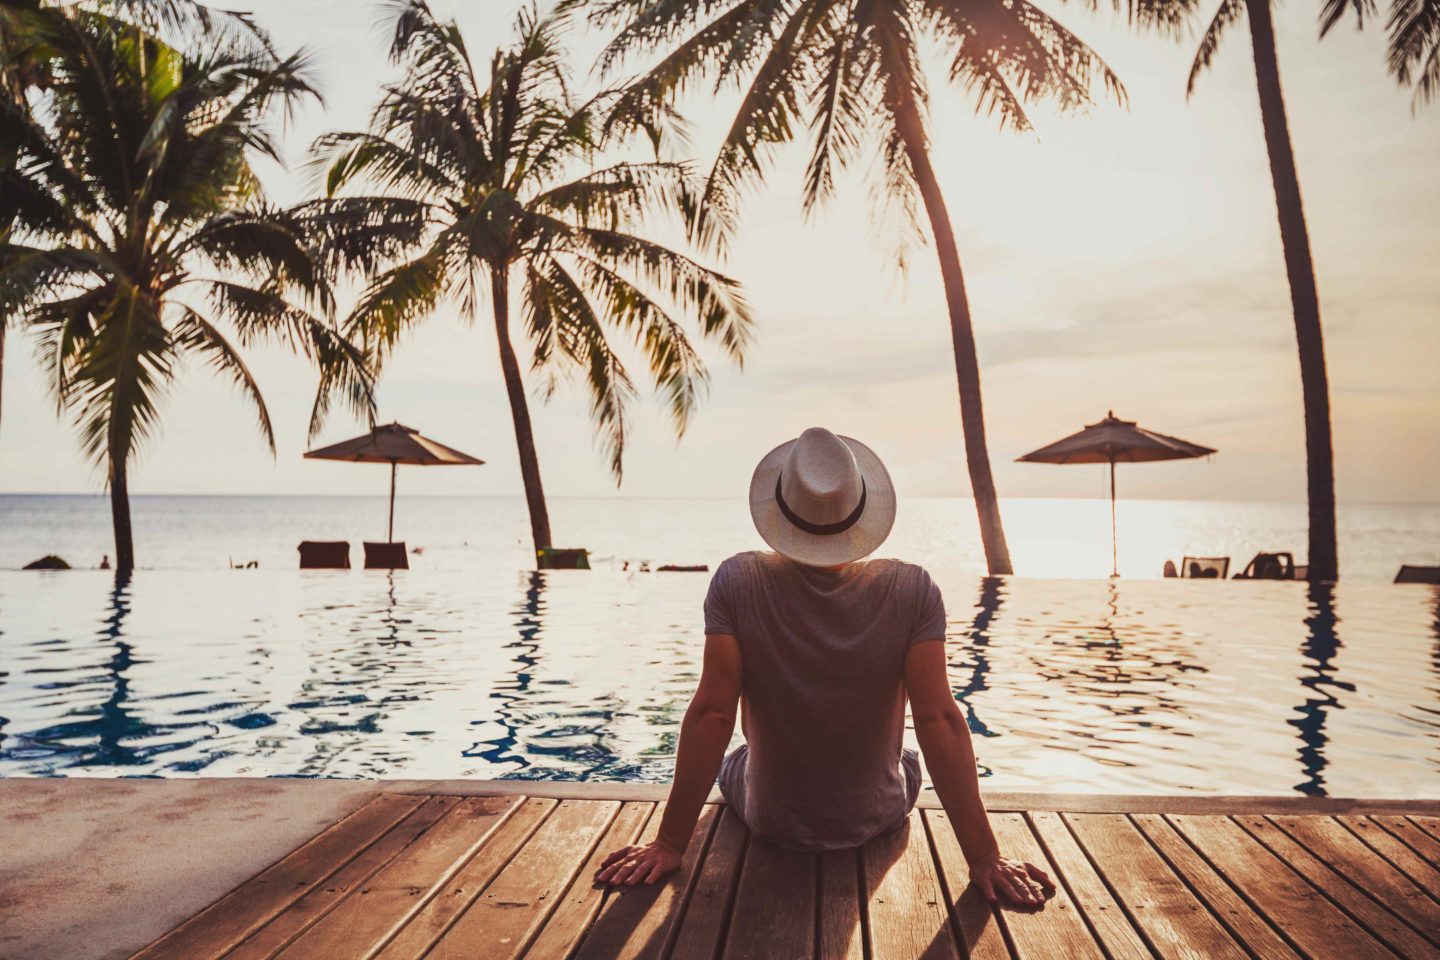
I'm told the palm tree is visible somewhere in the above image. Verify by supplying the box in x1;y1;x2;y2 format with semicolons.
0;0;50;448
575;0;1145;576
314;1;751;564
1172;0;1340;580
0;0;274;453
0;6;373;573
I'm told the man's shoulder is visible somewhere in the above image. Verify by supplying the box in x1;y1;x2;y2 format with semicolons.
865;556;934;580
718;550;780;573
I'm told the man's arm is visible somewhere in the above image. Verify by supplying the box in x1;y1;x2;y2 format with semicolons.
596;633;742;886
905;639;1053;906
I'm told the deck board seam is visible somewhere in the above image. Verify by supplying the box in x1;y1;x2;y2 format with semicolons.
557;801;662;960
1333;816;1440;909
1405;815;1440;845
852;834;875;960
1057;814;1169;960
412;796;559;958
1256;814;1440;953
135;794;422;960
710;824;751;960
1162;815;1325;960
359;795;528;960
917;813;979;960
1026;811;1136;960
1368;814;1440;871
508;800;624;960
1132;813;1278;960
243;795;467;960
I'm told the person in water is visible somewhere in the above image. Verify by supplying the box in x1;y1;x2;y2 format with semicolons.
596;427;1054;906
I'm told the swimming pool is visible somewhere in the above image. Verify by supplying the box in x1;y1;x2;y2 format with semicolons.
1;569;1436;797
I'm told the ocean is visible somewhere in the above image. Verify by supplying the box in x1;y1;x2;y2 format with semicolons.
2;494;1437;580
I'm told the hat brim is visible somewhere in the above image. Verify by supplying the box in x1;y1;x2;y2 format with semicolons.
749;435;897;567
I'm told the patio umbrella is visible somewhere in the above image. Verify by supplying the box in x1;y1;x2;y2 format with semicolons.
1017;411;1215;577
304;422;485;542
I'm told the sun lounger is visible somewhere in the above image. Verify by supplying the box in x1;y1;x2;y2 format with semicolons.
537;547;590;570
1235;552;1298;580
1395;565;1440;584
1181;556;1229;579
363;541;409;570
298;541;350;569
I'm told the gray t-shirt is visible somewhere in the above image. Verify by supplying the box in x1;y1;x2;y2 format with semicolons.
704;550;947;850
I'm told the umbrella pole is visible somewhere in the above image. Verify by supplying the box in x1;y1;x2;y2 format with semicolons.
1109;458;1118;578
388;461;397;543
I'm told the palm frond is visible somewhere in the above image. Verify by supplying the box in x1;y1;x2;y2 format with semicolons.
1188;0;1247;95
524;254;635;481
171;304;274;453
1386;0;1440;106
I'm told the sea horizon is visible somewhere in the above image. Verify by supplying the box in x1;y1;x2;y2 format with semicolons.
6;493;1437;581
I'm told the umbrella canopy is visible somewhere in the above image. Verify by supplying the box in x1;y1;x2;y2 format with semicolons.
1018;412;1214;576
304;422;486;467
1017;412;1215;465
305;423;485;542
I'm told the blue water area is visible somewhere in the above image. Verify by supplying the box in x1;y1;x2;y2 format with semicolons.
1;568;1436;797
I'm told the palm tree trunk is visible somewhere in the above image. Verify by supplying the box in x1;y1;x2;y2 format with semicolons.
892;92;1015;576
491;264;554;561
109;451;134;574
1245;0;1339;582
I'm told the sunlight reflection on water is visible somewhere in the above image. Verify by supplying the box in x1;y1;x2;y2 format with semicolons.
1;569;1435;797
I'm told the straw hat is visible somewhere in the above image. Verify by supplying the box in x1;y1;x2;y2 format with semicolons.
749;428;896;567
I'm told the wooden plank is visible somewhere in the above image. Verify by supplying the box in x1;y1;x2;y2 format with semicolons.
1167;815;1395;960
573;803;720;960
724;837;816;960
1129;815;1300;960
1371;815;1440;868
1259;816;1440;952
669;807;750;960
373;798;557;960
522;802;656;960
817;848;864;960
984;814;1103;960
1029;812;1152;960
1339;815;1440;897
1065;813;1246;959
923;810;1010;960
380;782;1440;816
226;796;457;960
861;815;959;960
1409;815;1440;844
429;799;618;959
131;794;423;960
273;796;520;959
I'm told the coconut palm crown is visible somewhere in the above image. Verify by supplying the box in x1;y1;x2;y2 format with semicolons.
0;6;373;572
572;0;1176;575
314;1;752;560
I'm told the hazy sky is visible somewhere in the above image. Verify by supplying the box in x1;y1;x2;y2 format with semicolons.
1;0;1436;504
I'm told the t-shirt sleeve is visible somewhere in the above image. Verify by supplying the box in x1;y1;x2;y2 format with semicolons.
908;567;946;646
703;558;737;635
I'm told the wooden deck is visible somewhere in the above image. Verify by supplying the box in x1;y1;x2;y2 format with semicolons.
129;789;1440;960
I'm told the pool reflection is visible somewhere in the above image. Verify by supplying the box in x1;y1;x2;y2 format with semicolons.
0;570;1436;797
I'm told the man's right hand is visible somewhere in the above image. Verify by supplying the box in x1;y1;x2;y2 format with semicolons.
594;840;684;886
970;855;1055;906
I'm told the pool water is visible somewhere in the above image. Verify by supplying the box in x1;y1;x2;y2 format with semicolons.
2;569;1435;798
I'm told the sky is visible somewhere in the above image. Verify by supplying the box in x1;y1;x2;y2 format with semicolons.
0;0;1436;504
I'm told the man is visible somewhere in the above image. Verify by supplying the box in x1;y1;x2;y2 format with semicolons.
596;428;1053;906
